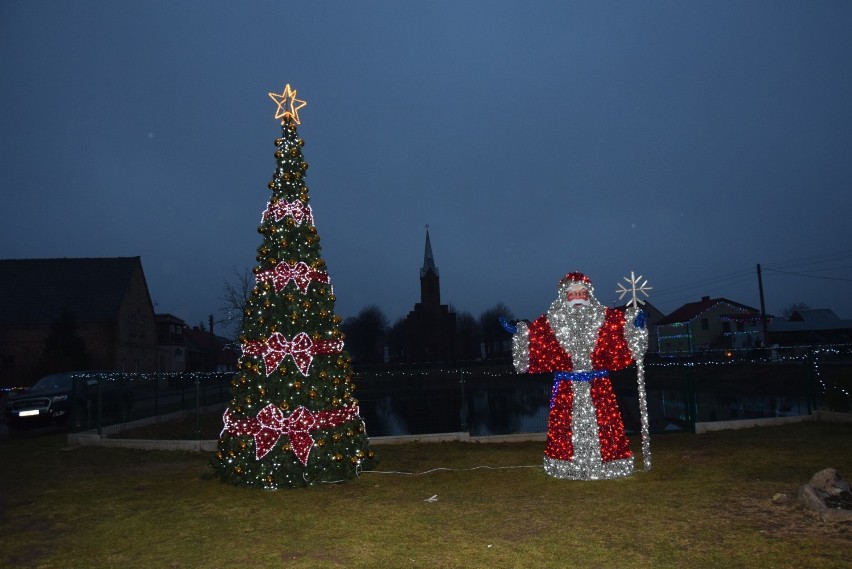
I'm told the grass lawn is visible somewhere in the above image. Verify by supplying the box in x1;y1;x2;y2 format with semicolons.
0;421;850;568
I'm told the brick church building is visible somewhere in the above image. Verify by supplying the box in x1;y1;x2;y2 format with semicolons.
401;230;458;362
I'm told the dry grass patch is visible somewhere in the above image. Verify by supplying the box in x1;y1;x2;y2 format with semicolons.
1;422;850;568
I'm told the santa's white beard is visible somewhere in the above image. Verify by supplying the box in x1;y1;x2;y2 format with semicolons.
546;295;605;370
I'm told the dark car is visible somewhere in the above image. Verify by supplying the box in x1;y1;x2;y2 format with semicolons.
5;371;133;431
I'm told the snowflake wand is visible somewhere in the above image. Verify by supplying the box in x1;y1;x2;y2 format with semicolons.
617;272;653;471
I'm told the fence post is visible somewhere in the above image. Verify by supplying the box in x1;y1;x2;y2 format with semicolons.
805;350;818;414
195;374;201;440
683;362;697;433
96;377;103;436
70;377;80;432
459;369;468;433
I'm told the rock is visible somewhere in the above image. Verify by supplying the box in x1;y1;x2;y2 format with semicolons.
821;507;852;523
796;468;852;522
797;485;827;513
772;492;788;504
808;468;851;496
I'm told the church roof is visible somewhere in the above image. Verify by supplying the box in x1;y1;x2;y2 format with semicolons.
420;229;439;278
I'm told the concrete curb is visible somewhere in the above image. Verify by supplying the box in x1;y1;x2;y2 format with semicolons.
67;429;548;452
694;410;851;434
66;411;850;451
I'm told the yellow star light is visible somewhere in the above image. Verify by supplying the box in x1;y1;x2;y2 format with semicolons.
268;84;307;124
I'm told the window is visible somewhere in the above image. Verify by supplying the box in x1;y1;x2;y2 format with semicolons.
701;318;709;330
722;322;731;333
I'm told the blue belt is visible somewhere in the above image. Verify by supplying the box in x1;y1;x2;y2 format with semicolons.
550;370;608;409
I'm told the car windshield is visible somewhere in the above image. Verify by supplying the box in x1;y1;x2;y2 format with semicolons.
30;374;74;390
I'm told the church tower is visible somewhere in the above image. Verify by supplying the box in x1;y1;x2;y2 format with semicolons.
420;228;440;307
402;228;457;362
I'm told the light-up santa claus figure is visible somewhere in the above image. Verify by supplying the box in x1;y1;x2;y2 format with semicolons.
501;272;648;480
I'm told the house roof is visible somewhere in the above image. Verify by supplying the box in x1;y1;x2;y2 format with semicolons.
183;327;238;365
770;308;852;333
156;313;187;325
0;257;147;324
656;297;759;326
788;309;840;323
615;300;665;324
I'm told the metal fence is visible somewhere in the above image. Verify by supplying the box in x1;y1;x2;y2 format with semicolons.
68;372;233;436
353;346;851;437
35;345;850;440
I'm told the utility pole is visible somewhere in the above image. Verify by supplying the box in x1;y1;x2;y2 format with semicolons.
756;264;768;344
208;314;215;372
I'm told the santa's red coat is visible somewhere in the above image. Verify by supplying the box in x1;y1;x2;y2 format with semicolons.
526;308;634;463
526;307;634;374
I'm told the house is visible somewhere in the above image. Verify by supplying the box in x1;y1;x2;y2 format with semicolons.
156;313;188;372
655;296;763;356
183;326;238;372
401;229;458;362
768;309;852;346
0;257;159;387
156;314;238;373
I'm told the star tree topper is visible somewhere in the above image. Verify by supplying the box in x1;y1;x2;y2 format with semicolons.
268;84;307;123
616;271;652;308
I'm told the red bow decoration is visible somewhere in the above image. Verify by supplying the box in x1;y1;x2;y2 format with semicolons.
262;200;314;225
243;333;344;377
222;403;362;463
256;261;330;294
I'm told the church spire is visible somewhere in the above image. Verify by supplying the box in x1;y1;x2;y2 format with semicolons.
420;226;439;278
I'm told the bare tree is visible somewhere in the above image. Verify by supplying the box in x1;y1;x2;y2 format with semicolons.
341;305;389;365
220;267;253;338
385;317;406;362
478;302;514;359
454;309;480;360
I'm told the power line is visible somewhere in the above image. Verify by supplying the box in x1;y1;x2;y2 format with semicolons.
651;268;754;297
762;249;852;272
647;248;852;310
651;270;754;301
762;268;852;283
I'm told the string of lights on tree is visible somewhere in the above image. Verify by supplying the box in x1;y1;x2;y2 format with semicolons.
210;84;374;489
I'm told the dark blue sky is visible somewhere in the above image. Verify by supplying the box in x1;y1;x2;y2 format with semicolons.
2;1;851;331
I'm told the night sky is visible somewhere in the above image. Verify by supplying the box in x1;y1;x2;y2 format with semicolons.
2;1;851;333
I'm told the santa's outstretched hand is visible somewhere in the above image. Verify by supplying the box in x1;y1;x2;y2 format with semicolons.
499;315;517;334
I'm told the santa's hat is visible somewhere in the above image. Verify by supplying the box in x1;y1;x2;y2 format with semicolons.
559;272;592;287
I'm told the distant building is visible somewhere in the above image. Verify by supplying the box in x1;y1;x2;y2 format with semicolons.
156;313;188;372
0;257;158;386
156;314;238;373
401;230;457;362
656;296;763;356
768;309;852;346
183;326;238;372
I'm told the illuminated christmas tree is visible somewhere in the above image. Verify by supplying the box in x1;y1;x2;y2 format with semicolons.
211;84;374;488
